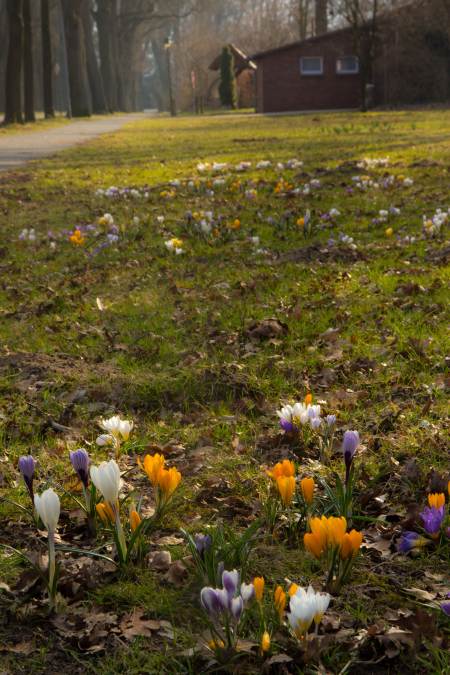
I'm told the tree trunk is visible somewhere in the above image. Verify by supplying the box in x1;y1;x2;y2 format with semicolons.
4;0;24;124
81;0;108;113
61;0;92;117
315;0;327;36
41;0;55;118
96;0;118;111
23;0;35;122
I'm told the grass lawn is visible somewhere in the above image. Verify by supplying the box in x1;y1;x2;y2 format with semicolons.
0;113;71;136
0;109;449;674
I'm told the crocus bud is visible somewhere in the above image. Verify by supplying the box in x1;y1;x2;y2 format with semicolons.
69;448;90;488
200;587;222;616
240;582;255;605
34;488;60;533
18;455;36;502
194;533;212;556
261;631;271;653
96;434;113;447
253;576;265;603
230;595;243;621
342;430;360;482
325;414;336;427
420;506;445;538
130;510;141;532
90;459;122;506
222;569;239;599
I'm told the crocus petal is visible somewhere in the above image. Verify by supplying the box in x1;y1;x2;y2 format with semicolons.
34;488;60;533
222;569;240;598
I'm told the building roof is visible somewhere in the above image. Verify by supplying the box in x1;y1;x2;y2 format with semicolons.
209;43;257;72
251;26;353;61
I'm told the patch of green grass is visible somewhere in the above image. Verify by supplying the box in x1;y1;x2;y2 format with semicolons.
0;109;449;672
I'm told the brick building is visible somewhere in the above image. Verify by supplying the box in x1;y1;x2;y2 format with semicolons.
253;28;361;113
252;1;450;113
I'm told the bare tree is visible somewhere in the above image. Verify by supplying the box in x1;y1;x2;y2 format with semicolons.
4;0;24;124
81;0;108;113
41;0;55;117
61;0;92;117
23;0;35;122
337;0;379;110
315;0;328;34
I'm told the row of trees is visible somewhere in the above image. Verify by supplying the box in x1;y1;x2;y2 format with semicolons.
2;0;195;124
3;0;445;121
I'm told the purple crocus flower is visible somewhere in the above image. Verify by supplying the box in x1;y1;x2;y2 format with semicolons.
342;430;360;483
200;587;223;617
420;506;445;538
194;533;212;556
69;448;90;488
442;602;450;617
18;455;36;502
397;531;423;553
280;418;296;433
325;415;336;427
222;569;239;600
230;596;243;621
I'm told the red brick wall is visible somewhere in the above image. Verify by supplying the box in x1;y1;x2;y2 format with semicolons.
256;32;361;113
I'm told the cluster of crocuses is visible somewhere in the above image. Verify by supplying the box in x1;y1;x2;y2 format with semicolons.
398;486;450;554
200;569;331;657
15;422;182;605
277;394;328;433
304;515;363;593
96;414;134;456
266;459;315;512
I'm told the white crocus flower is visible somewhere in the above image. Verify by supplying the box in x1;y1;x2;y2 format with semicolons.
96;433;113;447
118;419;133;441
313;591;331;625
99;416;133;453
34;488;60;533
240;583;255;605
90;459;122;505
288;593;317;637
289;586;330;635
34;488;61;606
292;402;310;425
90;460;126;559
277;404;294;424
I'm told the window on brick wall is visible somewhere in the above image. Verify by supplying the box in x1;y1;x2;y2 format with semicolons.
300;56;323;75
336;56;359;74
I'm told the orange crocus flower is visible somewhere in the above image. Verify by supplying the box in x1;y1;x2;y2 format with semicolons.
140;453;165;486
96;501;115;524
300;477;315;505
428;493;445;509
267;459;295;480
274;585;286;619
309;516;329;548
157;466;182;497
260;631;271;653
276;475;296;506
130;510;142;532
253;576;265;603
340;529;363;560
288;583;299;597
327;516;347;548
304;532;325;559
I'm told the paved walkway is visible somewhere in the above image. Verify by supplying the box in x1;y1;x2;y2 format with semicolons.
0;113;153;172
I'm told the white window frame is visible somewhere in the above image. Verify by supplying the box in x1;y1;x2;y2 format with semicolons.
336;56;359;75
300;56;323;76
